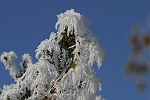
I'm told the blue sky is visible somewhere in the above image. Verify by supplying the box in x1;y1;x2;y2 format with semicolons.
0;0;150;100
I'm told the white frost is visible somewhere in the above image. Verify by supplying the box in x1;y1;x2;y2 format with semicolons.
0;9;105;100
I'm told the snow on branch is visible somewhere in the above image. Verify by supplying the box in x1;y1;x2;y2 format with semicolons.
55;9;90;37
0;9;105;100
20;54;32;70
0;51;19;81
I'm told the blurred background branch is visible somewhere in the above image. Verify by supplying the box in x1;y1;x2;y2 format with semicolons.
125;20;150;92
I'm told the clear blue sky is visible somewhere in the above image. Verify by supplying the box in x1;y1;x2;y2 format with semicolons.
0;0;150;100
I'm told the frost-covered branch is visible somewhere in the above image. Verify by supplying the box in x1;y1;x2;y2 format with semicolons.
20;54;32;70
0;9;105;100
0;52;32;81
0;51;19;81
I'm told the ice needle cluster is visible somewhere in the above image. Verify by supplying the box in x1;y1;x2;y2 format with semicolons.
0;9;105;100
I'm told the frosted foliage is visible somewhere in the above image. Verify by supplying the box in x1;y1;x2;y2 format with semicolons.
55;9;90;37
20;54;32;69
0;51;19;81
0;9;105;100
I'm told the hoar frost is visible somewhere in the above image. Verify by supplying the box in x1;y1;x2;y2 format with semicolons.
0;9;105;100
